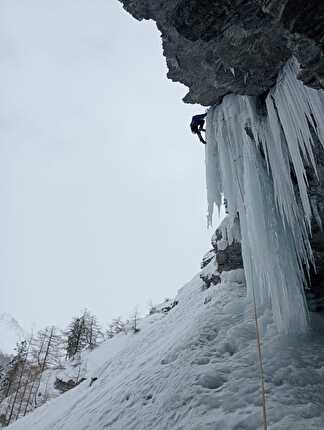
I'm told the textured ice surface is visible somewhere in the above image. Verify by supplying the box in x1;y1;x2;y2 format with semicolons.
206;59;324;333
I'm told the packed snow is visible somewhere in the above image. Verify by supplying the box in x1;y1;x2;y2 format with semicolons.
7;270;324;430
206;58;324;334
0;314;27;356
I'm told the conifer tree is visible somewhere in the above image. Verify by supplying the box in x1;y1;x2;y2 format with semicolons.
6;338;32;425
65;314;88;360
130;308;140;334
106;317;127;339
65;310;103;359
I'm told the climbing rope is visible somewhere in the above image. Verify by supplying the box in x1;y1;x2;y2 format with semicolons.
251;284;268;430
224;139;268;429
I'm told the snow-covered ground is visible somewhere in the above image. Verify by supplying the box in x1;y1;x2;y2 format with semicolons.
7;269;324;430
0;313;27;355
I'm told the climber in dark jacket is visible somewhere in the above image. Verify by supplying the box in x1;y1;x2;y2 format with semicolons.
190;113;207;144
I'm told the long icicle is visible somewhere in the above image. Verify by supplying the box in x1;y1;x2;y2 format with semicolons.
206;58;324;333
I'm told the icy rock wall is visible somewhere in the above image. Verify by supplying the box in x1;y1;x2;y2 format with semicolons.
200;215;243;289
308;143;324;311
212;215;243;274
206;59;324;334
118;0;324;327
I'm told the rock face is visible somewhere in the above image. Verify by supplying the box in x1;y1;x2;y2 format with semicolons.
307;137;324;312
200;215;243;289
120;0;324;308
119;0;324;105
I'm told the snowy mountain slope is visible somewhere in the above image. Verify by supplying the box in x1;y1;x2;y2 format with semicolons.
0;313;27;355
7;269;324;430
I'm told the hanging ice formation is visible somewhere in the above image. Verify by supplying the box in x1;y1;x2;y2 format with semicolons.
206;58;324;334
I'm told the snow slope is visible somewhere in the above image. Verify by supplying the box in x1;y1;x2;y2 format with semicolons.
0;313;27;355
7;269;324;430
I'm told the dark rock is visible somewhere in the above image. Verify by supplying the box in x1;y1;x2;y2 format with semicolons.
120;0;324;310
211;229;222;250
200;270;221;290
55;378;77;393
89;377;98;387
216;242;243;273
119;0;324;105
200;215;243;289
54;377;85;394
161;300;178;313
204;296;212;304
305;135;324;310
201;249;216;269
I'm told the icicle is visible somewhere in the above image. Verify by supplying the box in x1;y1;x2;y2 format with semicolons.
205;58;324;333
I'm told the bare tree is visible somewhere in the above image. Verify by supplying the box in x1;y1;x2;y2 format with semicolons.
15;364;33;420
0;342;27;404
83;310;103;350
33;326;58;407
32;328;48;367
7;337;32;425
23;363;41;417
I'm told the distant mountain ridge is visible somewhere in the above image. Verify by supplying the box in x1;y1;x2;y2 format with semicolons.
0;313;27;355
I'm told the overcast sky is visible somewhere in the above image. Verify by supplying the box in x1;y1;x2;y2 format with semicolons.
0;0;221;330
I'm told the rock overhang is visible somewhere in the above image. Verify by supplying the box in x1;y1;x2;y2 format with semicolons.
119;0;324;106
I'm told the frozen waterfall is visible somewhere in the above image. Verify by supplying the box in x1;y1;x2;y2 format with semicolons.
206;59;324;333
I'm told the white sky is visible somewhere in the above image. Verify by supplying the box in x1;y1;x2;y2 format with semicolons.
0;0;220;330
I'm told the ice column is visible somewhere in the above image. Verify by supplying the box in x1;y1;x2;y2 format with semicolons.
206;59;324;333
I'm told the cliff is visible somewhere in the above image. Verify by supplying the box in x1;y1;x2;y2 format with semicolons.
119;0;324;329
119;0;324;105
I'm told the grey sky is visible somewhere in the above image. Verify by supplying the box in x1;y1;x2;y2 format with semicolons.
0;0;220;330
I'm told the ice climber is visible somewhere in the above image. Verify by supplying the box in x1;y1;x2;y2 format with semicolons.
190;113;207;144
